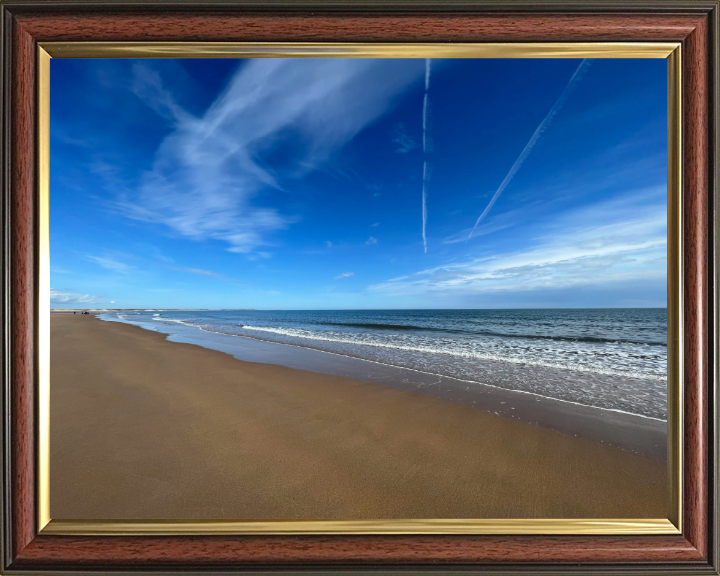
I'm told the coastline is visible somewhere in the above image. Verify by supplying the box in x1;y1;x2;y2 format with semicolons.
100;312;667;461
51;313;666;519
105;309;668;420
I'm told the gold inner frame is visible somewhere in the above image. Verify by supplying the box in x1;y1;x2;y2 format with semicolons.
36;42;683;536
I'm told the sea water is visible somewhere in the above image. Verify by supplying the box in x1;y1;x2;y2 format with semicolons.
100;308;667;420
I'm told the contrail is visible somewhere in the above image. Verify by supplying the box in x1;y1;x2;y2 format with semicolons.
468;59;592;241
422;163;428;252
422;58;432;253
423;58;431;149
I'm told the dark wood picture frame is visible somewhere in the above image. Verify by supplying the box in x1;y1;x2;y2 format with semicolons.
1;1;718;573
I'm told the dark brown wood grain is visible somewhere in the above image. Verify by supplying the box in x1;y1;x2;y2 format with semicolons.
681;12;710;560
1;2;717;573
13;12;705;42
9;14;36;563
9;534;707;567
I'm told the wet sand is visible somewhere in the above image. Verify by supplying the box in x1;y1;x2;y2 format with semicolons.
51;313;667;519
141;317;667;462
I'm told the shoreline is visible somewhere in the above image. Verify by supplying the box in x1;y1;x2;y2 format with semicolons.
108;311;667;421
99;312;667;462
145;315;667;421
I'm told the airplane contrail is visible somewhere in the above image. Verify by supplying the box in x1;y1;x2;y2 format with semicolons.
422;58;432;253
468;59;592;241
422;162;428;252
423;58;431;149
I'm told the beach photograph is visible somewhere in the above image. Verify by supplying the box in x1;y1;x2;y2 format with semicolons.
49;56;668;520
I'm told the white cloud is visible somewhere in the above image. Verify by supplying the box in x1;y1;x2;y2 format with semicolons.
393;123;417;153
366;237;378;245
85;255;135;274
117;59;423;254
442;206;528;245
371;200;667;297
169;266;222;277
334;272;354;280
131;63;190;123
246;251;272;261
50;289;101;304
325;240;333;248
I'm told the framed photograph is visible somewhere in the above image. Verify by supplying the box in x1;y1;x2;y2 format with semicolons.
1;0;717;574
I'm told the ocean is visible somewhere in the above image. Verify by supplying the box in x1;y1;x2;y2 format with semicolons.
99;308;667;421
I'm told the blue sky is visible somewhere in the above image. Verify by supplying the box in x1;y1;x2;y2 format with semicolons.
50;57;667;309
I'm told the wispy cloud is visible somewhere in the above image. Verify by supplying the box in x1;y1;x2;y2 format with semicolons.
131;63;190;124
115;59;423;254
169;266;222;277
52;129;94;148
146;245;174;263
335;272;354;279
246;251;272;261
468;59;592;240
169;265;253;285
393;123;417;153
85;255;135;274
50;289;102;304
372;194;666;297
442;206;532;244
366;236;378;245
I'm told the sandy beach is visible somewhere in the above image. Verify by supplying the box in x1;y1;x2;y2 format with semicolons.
50;313;667;520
